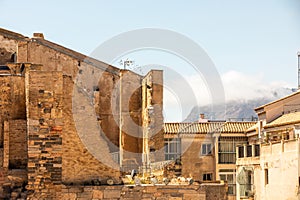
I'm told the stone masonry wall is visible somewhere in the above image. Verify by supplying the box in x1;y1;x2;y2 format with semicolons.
0;76;26;146
97;71;121;152
119;70;143;171
0;29;22;65
18;40;78;77
141;70;164;165
63;75;121;184
26;70;63;198
17;38;122;183
57;183;227;200
8;119;27;169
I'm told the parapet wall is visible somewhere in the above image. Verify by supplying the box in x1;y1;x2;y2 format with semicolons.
57;183;227;200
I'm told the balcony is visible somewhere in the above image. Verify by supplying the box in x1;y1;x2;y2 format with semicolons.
236;144;260;165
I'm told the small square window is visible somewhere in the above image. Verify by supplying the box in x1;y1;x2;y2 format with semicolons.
202;143;212;155
203;173;212;181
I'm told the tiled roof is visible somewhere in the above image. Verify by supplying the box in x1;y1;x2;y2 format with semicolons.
264;112;300;128
220;122;256;133
255;91;300;111
245;123;258;133
164;122;256;134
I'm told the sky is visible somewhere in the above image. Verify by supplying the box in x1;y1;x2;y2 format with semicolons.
1;0;300;121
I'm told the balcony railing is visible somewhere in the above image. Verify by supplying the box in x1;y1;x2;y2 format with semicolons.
237;144;260;158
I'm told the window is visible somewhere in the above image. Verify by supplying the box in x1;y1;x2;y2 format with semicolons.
264;169;269;185
246;145;252;157
219;137;247;164
238;146;244;158
254;144;260;157
164;138;181;160
201;143;212;155
203;173;212;181
220;170;236;195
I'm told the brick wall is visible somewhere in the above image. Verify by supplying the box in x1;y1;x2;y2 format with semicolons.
26;70;64;198
0;76;26;146
8;119;27;169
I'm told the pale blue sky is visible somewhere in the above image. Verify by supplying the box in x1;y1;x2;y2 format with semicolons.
1;0;299;121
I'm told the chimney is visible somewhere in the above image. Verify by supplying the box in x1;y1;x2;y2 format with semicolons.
198;113;208;123
200;113;205;119
33;33;44;39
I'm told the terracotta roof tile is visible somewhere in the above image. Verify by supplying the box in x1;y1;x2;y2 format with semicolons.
245;123;258;133
264;112;300;128
164;122;256;134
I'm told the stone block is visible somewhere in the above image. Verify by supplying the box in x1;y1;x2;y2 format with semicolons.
103;189;121;199
169;197;183;200
183;193;206;200
60;193;77;200
77;192;93;199
93;190;103;199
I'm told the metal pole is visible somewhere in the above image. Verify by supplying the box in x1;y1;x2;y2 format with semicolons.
298;52;300;89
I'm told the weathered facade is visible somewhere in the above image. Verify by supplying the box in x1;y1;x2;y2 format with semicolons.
0;28;164;199
164;121;256;199
236;91;300;200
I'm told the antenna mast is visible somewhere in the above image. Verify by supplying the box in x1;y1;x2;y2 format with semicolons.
298;52;300;89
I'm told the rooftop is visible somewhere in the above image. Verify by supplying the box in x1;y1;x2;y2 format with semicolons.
255;90;300;111
264;111;300;128
164;122;256;134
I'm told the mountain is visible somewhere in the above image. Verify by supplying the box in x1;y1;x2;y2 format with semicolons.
184;88;296;122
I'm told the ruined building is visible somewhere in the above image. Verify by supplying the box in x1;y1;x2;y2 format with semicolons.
0;28;164;198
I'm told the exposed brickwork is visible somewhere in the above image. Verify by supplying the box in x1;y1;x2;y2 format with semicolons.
0;75;26;146
26;71;63;198
0;29;185;199
8;120;27;169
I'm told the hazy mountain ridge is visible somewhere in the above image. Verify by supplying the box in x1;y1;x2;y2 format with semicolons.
184;88;295;122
